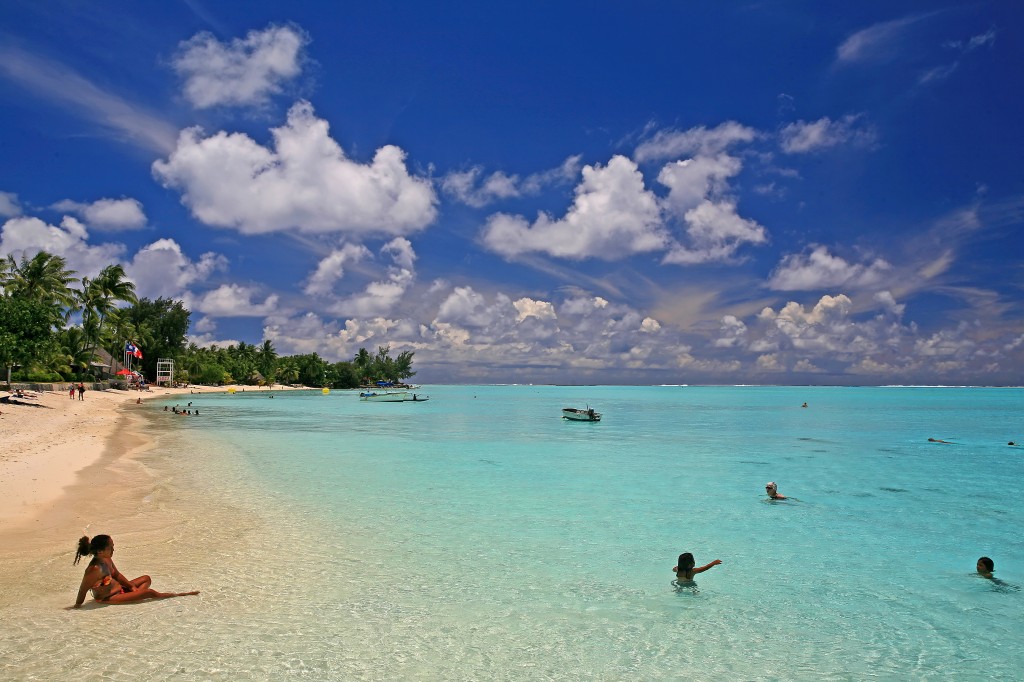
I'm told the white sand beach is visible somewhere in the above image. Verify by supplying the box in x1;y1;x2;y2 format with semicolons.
0;384;302;547
0;385;226;530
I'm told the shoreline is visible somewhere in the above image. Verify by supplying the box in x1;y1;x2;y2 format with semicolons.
0;385;1019;678
0;384;305;533
0;382;310;613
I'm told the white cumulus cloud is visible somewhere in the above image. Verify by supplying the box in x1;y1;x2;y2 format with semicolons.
328;238;418;317
479;155;666;260
173;24;308;109
125;238;227;299
51;197;147;231
657;154;743;215
768;245;892;290
303;243;372;296
194;284;279;317
152;101;438;236
0;215;125;278
514;297;557;322
663;200;767;264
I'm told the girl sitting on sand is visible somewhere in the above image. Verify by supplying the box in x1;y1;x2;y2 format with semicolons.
70;534;199;608
673;552;722;581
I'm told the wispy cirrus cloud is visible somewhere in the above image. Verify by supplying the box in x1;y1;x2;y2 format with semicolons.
633;121;756;164
835;13;936;65
0;191;22;218
779;114;877;154
0;44;178;153
441;155;581;208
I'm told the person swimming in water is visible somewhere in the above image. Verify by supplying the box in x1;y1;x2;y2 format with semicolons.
975;556;1020;591
70;534;199;608
765;481;787;500
673;552;722;581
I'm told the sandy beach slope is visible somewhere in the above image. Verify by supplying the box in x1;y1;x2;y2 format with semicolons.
0;384;292;533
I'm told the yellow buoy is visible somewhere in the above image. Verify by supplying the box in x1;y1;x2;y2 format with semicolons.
322;387;330;395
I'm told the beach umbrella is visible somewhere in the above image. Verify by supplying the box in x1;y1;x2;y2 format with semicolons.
115;369;132;376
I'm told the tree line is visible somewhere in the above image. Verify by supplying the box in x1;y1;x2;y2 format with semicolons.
0;251;415;389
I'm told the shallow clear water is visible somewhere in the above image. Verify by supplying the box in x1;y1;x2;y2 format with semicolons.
3;386;1022;679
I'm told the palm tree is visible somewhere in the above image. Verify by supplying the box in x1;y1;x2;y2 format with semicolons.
107;311;154;375
7;251;79;313
56;326;100;378
257;339;278;385
0;254;15;294
80;264;137;362
353;347;372;382
277;359;299;387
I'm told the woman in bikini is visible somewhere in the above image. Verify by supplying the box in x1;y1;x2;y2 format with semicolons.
70;534;199;608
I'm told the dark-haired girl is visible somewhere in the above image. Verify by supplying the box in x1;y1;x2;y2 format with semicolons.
673;552;722;581
70;535;199;608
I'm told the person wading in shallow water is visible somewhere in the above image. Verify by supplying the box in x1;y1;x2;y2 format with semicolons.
673;552;722;581
69;534;199;608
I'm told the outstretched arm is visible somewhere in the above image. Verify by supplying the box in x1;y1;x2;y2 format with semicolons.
692;559;722;575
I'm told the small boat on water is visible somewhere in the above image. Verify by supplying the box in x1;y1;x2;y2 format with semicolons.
360;391;408;402
562;407;601;422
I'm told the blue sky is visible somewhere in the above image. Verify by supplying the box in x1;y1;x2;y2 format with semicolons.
1;1;1021;385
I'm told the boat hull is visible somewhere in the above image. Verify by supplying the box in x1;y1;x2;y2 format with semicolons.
562;408;601;422
360;391;409;402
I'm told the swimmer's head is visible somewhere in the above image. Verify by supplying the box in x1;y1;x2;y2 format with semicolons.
977;557;994;574
677;552;695;571
766;482;777;493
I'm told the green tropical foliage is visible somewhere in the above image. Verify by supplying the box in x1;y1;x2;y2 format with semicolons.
0;250;416;388
0;295;63;386
79;264;137;358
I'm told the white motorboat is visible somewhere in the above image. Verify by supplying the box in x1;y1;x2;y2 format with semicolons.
562;407;601;422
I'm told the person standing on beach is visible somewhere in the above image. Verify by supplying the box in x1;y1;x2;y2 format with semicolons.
70;535;199;608
77;382;85;400
69;385;75;399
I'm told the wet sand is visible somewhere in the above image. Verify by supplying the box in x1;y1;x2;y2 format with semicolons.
0;384;301;596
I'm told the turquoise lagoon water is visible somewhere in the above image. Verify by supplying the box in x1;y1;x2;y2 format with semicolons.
3;385;1023;679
